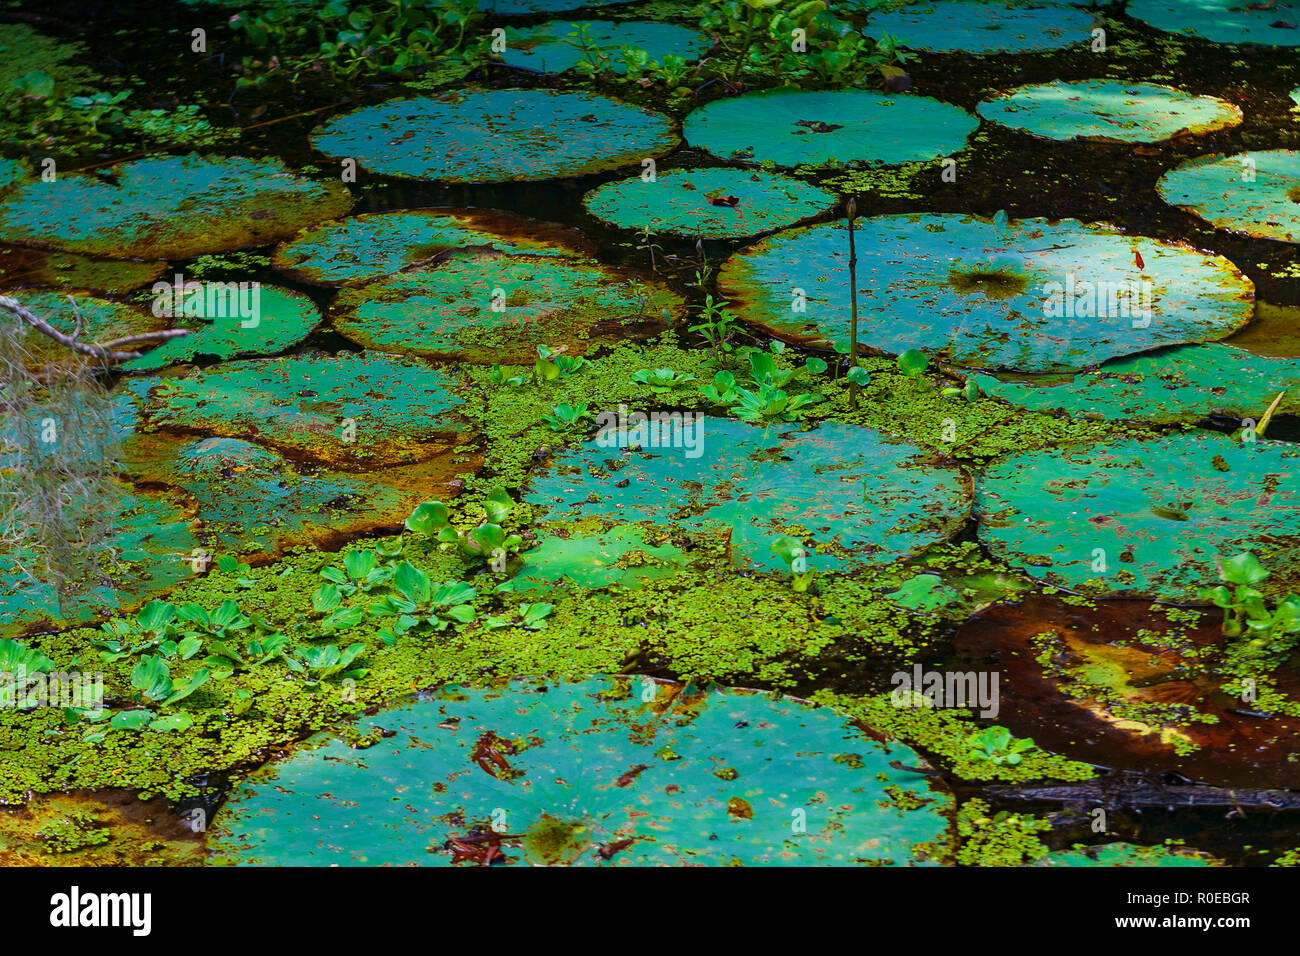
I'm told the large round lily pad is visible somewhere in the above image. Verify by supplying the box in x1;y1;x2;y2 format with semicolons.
975;343;1300;423
311;90;679;183
863;1;1094;53
0;154;353;261
717;213;1253;372
1157;150;1300;244
481;0;628;13
500;20;708;74
976;80;1242;143
1127;0;1300;46
138;352;474;467
273;208;594;287
123;284;319;371
0;246;166;293
208;676;952;866
683;88;978;168
582;167;837;239
975;431;1300;598
330;252;680;363
1036;843;1218;867
525;418;971;573
498;525;689;593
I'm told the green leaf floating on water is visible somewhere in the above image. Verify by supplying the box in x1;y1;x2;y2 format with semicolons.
273;208;594;287
124;285;320;371
582;167;837;239
974;343;1300;423
500;20;709;74
975;431;1300;599
863;1;1095;53
0;158;27;190
717;213;1253;372
310;89;680;183
481;0;630;13
1157;150;1300;245
330;251;682;363
207;676;952;866
525;418;971;573
683;88;978;168
1127;0;1300;46
498;525;688;592
1035;843;1219;867
0;247;165;293
0;154;353;261
976;80;1242;144
6;290;165;368
138;352;473;467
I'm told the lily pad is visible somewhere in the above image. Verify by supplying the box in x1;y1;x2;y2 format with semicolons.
976;80;1242;143
4;290;164;367
863;1;1095;53
123;284;320;371
525;418;971;574
1157;150;1300;244
138;352;474;467
208;676;952;866
1127;0;1300;46
717;213;1253;372
481;0;629;12
0;159;27;190
582;167;837;239
123;434;470;557
1036;843;1218;867
0;246;166;293
975;343;1300;423
498;525;689;592
0;154;353;261
975;431;1300;598
500;20;708;74
683;88;978;168
0;488;196;638
330;251;680;363
311;90;679;183
273;208;594;287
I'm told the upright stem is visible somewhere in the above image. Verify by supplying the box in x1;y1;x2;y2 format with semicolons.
732;7;758;82
846;197;859;409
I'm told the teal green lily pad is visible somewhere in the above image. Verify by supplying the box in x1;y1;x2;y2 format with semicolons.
718;213;1253;372
122;434;463;557
273;208;594;287
976;80;1242;143
975;431;1300;598
683;88;978;168
138;352;473;467
864;1;1094;53
500;20;708;74
6;290;164;367
482;0;629;13
0;487;195;638
311;90;679;183
582;167;837;239
123;285;320;371
1292;86;1300;109
1127;0;1300;46
330;251;681;364
525;418;971;574
499;525;688;593
0;246;165;293
1035;842;1218;867
1157;150;1300;244
208;676;952;866
0;154;353;261
975;343;1300;423
0;159;27;190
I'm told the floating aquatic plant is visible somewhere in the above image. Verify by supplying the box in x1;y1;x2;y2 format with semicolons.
582;167;837;239
976;80;1242;144
1157;149;1300;244
717;213;1253;372
1126;0;1300;46
208;676;953;866
499;20;708;74
683;88;978;168
863;1;1094;53
311;90;679;182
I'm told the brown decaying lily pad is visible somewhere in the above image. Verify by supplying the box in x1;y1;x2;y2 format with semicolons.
952;594;1300;788
0;246;166;293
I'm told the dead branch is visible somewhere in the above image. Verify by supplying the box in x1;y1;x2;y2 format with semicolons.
0;293;188;363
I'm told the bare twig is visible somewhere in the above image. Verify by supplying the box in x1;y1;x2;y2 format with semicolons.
0;293;187;362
